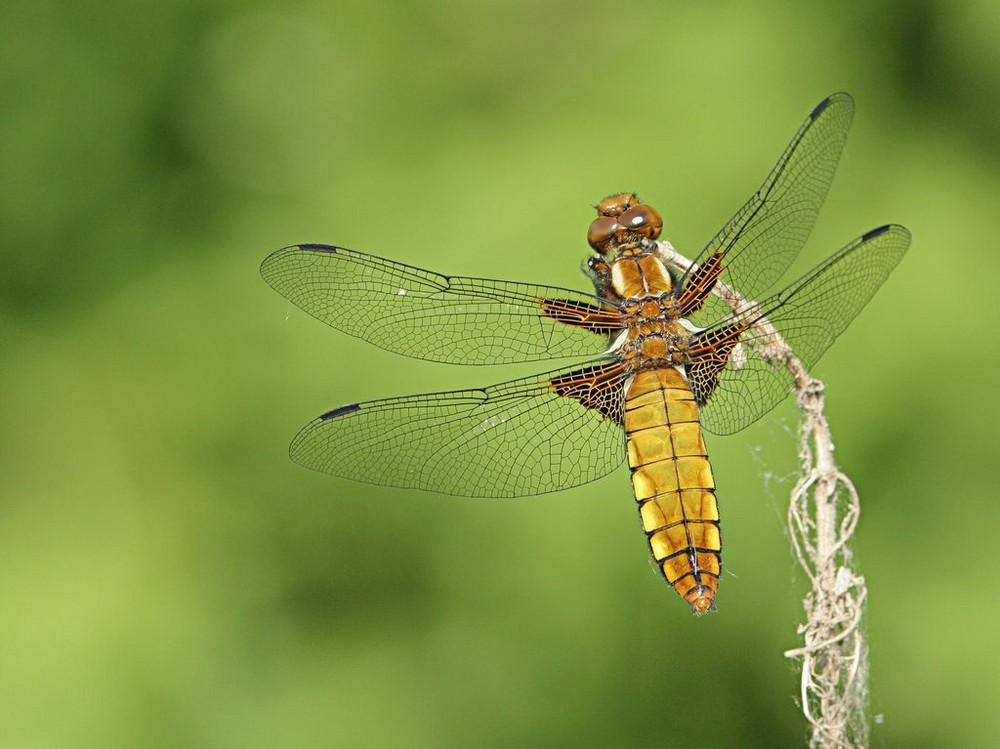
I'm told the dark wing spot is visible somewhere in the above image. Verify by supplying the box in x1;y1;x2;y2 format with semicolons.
861;225;891;242
297;243;339;252
320;403;361;420
810;94;835;120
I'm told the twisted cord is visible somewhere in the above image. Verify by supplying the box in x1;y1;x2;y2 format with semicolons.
657;240;870;748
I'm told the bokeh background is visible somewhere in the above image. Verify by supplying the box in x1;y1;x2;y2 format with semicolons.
2;2;997;747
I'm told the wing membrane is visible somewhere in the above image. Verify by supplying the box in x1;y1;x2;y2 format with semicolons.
682;93;855;326
290;361;628;497
261;244;620;365
691;224;911;435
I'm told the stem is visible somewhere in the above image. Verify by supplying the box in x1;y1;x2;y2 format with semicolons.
656;240;870;748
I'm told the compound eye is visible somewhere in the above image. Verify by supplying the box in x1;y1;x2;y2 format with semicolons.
587;216;619;254
618;204;663;240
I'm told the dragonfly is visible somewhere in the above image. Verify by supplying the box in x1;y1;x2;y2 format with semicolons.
261;92;910;614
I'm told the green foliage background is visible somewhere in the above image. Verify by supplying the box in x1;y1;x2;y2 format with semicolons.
2;2;997;747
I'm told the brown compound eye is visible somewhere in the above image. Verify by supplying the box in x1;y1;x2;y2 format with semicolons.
587;216;619;254
618;203;663;240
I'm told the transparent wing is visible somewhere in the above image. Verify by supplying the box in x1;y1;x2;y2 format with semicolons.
689;225;911;435
261;244;622;365
682;93;855;326
290;360;628;497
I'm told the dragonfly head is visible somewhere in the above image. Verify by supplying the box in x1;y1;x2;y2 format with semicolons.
588;192;664;256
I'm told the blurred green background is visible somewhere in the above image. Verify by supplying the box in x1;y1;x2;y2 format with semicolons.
2;1;997;747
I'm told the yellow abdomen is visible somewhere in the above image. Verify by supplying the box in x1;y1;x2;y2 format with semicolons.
625;368;722;613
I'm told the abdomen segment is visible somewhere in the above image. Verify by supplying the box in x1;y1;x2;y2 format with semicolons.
625;368;722;613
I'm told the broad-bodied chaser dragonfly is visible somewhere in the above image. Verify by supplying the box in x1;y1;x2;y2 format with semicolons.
262;93;909;613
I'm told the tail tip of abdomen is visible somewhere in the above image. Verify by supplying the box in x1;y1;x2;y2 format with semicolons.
685;586;717;615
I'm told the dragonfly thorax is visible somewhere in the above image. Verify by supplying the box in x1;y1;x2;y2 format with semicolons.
618;318;694;370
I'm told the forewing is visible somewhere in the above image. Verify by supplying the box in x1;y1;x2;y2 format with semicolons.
261;244;621;365
290;360;628;497
682;93;855;326
690;225;911;435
